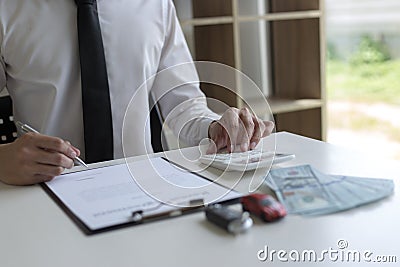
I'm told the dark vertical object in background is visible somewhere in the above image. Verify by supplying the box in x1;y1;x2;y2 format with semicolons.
0;96;17;144
150;106;163;153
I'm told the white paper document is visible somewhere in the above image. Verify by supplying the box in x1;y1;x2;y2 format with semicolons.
45;157;241;231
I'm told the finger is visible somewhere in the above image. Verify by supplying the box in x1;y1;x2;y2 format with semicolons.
207;132;229;154
206;145;217;154
250;117;263;150
238;108;254;151
66;141;81;157
207;122;225;154
34;163;65;177
206;140;217;154
261;121;275;137
226;135;232;153
32;134;77;158
35;149;74;169
236;122;248;152
224;110;239;153
217;128;229;150
214;107;241;153
17;174;54;186
215;114;235;153
33;174;55;184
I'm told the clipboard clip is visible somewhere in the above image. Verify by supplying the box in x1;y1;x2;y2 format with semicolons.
131;198;205;223
131;210;145;223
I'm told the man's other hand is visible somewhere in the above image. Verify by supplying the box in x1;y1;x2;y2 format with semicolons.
207;107;274;154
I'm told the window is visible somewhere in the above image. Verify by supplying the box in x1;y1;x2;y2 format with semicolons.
326;0;400;160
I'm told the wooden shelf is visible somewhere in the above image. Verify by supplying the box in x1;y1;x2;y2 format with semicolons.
269;98;323;114
270;0;320;12
181;10;321;26
181;16;233;27
173;0;326;141
245;97;323;117
274;108;322;140
238;10;321;22
180;10;321;26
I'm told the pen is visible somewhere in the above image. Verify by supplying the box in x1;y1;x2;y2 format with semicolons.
131;199;206;223
16;121;88;168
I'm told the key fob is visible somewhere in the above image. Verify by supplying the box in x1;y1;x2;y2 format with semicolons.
205;204;253;234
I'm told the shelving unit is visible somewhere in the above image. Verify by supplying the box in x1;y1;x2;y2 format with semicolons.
173;0;326;141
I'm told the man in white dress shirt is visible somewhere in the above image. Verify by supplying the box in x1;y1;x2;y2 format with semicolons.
0;0;274;185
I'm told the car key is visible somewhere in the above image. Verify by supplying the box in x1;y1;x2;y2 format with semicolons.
205;204;253;234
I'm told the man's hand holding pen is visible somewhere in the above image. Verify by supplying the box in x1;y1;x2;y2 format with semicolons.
0;131;81;185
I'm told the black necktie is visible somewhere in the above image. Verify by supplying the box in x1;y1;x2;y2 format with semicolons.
75;0;114;163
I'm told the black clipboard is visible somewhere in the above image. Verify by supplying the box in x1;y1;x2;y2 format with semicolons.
41;158;242;235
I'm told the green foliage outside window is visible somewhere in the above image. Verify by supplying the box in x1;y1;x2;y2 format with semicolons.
350;35;391;65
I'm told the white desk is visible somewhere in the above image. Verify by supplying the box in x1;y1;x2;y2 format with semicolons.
1;132;399;267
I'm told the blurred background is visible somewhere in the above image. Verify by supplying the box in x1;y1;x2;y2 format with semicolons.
326;0;400;160
170;0;400;160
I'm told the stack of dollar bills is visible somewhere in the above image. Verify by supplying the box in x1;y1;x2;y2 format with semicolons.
264;165;394;215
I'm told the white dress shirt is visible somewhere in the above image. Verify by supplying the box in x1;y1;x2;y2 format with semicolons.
0;0;219;159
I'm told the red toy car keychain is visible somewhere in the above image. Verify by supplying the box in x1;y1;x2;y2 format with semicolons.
241;193;287;222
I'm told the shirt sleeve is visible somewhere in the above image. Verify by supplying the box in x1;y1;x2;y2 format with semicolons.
151;0;220;146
